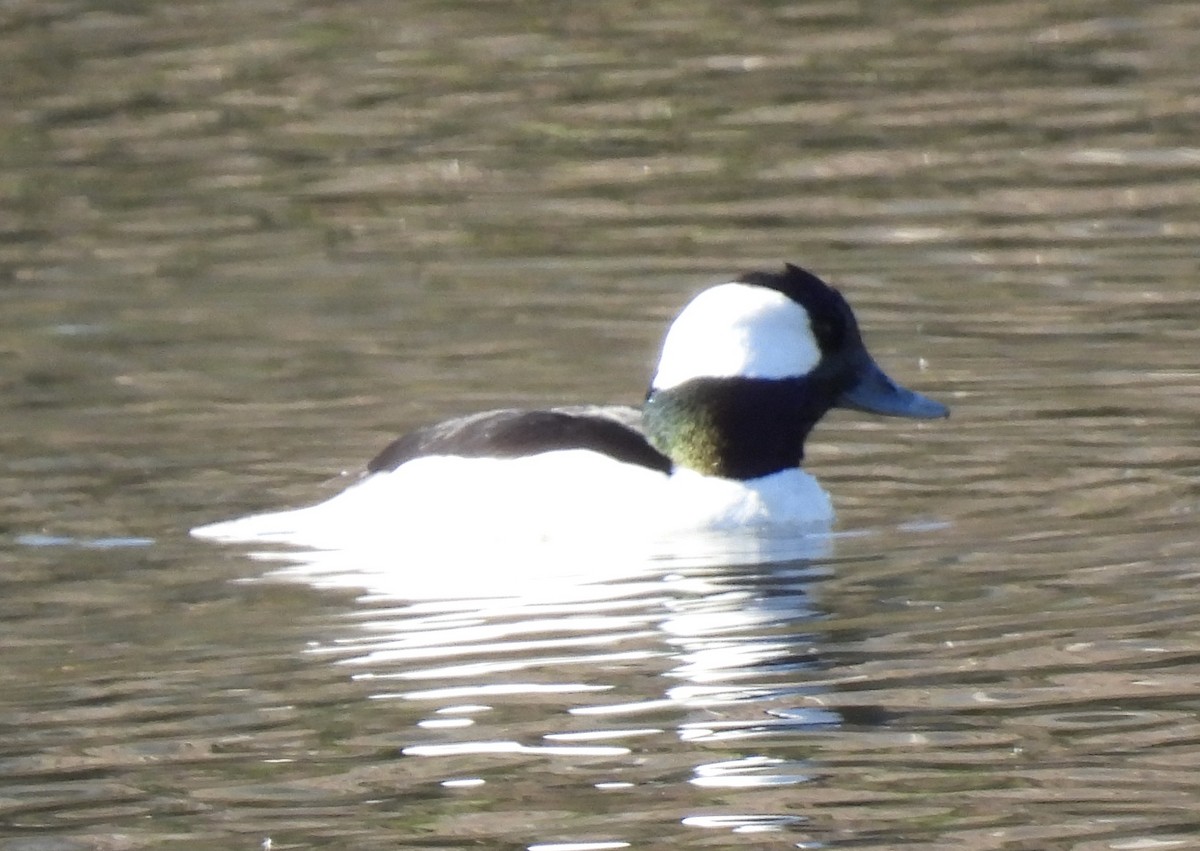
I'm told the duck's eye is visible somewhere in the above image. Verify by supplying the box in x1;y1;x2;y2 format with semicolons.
808;314;844;352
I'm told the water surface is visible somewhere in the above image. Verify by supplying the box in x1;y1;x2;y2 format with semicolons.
4;1;1200;848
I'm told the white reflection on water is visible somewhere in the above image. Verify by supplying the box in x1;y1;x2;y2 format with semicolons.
404;741;631;758
692;755;815;788
681;813;809;833
247;525;851;822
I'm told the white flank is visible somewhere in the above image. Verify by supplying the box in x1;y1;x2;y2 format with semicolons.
191;450;834;572
651;283;822;390
193;451;669;551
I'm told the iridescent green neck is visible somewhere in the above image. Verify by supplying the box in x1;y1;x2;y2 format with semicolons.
643;377;828;480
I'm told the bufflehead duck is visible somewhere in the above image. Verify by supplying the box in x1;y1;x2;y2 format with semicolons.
192;263;947;550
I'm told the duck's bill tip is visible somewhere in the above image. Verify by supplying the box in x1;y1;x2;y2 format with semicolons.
837;361;949;419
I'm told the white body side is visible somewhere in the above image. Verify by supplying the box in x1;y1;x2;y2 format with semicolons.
191;450;833;556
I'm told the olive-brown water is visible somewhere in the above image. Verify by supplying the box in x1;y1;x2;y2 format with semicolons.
4;1;1200;848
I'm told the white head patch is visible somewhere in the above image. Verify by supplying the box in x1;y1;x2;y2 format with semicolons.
651;283;823;390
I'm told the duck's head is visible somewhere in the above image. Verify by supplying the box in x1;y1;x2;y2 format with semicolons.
643;263;948;479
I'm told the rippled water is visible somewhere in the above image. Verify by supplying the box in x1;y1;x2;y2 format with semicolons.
4;1;1200;848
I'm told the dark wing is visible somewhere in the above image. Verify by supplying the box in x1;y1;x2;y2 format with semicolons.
366;405;672;474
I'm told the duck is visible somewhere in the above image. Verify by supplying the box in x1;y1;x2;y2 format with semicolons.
191;263;947;552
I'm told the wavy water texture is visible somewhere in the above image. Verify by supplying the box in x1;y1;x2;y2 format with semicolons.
3;0;1200;849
